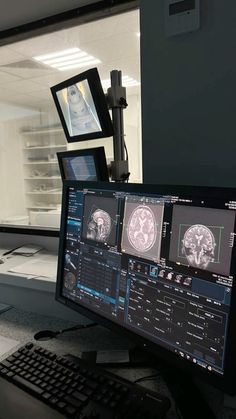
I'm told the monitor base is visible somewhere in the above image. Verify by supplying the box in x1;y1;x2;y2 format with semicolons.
81;347;160;368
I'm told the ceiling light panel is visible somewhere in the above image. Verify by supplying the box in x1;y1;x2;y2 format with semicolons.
33;48;100;71
33;48;79;61
101;75;140;89
57;59;100;72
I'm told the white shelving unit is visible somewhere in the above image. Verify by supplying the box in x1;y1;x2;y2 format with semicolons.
21;126;67;217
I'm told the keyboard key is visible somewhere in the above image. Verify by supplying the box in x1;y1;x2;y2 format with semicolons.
64;395;83;409
64;406;77;417
12;375;44;395
72;390;88;403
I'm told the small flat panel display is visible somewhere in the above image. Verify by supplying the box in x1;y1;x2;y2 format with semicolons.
56;182;236;393
57;147;109;181
51;68;113;143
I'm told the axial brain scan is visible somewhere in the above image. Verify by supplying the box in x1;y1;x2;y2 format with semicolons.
127;205;157;252
87;209;111;242
182;224;216;269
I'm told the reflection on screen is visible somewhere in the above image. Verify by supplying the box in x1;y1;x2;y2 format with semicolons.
56;80;102;136
62;156;97;181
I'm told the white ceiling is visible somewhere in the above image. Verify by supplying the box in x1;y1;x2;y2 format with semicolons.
0;10;140;112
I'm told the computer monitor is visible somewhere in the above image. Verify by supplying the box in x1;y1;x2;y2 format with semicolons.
57;147;109;181
56;181;236;394
50;68;113;143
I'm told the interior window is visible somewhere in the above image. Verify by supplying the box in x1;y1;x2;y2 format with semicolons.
0;9;141;231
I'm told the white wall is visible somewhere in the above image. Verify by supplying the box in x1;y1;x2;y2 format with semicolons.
140;1;236;187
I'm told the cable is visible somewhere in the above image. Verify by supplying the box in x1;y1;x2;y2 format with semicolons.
59;322;97;334
133;372;161;384
124;140;129;162
34;322;97;341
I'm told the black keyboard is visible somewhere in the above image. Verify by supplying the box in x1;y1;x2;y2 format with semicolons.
0;342;170;419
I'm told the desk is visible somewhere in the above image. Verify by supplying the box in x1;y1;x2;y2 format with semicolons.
0;307;231;419
0;242;81;320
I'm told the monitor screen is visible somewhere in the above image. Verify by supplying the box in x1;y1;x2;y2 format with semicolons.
56;181;236;394
51;68;113;143
57;147;109;181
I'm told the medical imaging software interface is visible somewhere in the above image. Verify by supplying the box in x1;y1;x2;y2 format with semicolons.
61;186;236;377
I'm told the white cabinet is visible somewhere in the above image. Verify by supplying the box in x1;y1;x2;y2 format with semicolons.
21;126;67;214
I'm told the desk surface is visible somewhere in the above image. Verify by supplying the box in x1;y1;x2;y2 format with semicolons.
0;307;233;419
0;307;178;419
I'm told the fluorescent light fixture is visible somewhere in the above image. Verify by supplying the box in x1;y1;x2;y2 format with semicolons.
122;75;140;86
57;59;101;72
33;47;100;72
43;52;87;65
51;55;99;68
34;48;79;61
101;75;140;89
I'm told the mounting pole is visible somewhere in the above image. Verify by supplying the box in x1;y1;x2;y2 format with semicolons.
107;70;130;182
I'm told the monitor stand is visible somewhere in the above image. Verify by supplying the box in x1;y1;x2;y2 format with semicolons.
81;347;159;368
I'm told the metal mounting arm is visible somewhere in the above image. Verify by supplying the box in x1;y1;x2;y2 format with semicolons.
107;70;130;182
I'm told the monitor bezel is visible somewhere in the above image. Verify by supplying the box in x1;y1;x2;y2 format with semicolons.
50;68;114;143
56;180;236;394
57;147;109;181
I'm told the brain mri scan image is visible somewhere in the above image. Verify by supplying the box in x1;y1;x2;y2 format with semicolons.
121;198;164;262
87;209;112;242
127;205;157;252
67;84;100;135
82;195;118;247
169;205;236;276
64;272;76;291
182;224;216;269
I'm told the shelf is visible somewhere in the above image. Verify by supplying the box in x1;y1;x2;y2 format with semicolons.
24;177;61;180
24;161;58;165
23;145;67;150
27;206;59;210
27;191;62;195
21;126;66;218
21;127;63;135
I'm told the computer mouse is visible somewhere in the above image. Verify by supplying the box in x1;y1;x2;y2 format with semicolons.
34;330;59;341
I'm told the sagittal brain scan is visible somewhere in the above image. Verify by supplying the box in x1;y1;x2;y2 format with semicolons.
87;209;111;242
182;224;216;269
121;197;164;262
169;205;236;276
82;194;118;246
